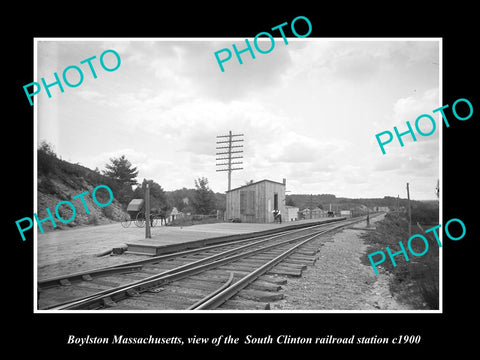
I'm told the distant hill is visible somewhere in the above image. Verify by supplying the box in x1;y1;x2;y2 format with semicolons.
285;194;437;212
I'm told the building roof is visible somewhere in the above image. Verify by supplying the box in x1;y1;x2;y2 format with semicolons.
127;199;144;212
226;179;285;193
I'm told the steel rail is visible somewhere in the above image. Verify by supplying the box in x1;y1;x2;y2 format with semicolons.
38;219;345;289
43;221;340;309
186;272;235;310
50;217;369;310
191;216;373;310
38;265;144;289
49;227;330;310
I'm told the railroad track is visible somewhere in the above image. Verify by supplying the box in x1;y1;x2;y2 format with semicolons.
38;216;377;311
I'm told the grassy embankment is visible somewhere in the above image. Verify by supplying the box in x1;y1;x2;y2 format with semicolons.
361;203;439;310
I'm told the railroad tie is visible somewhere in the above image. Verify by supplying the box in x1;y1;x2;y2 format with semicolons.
59;279;71;286
126;289;140;297
102;297;116;308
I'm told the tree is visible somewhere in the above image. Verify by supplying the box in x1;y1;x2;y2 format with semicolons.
38;140;57;157
193;177;216;215
102;155;138;185
167;187;195;213
133;179;168;212
37;141;57;175
285;196;296;206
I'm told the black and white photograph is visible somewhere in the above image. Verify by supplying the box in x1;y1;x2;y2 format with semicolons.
33;38;441;312
7;6;477;355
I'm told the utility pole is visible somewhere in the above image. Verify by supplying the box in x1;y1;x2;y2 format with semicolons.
310;194;313;219
216;131;244;191
145;182;151;239
406;182;411;237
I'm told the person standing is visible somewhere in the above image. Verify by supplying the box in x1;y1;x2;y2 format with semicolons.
272;209;282;223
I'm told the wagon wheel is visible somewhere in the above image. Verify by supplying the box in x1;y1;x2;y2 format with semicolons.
120;214;131;228
135;212;145;227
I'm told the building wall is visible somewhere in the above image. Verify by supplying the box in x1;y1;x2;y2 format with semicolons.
225;180;285;223
285;206;299;221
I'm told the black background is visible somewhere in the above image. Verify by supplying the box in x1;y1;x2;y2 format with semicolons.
6;4;477;356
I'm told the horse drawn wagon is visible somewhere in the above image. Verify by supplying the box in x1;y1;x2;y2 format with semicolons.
121;199;164;228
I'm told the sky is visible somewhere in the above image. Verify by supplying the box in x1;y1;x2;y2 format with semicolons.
36;38;441;200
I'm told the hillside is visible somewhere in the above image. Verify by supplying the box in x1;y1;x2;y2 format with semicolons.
37;149;227;231
37;151;127;231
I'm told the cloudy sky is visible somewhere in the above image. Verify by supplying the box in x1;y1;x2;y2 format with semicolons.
36;38;440;200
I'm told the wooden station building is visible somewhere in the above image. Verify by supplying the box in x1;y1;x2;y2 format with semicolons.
225;179;286;223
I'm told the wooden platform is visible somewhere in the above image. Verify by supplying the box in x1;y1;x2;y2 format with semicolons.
125;218;346;256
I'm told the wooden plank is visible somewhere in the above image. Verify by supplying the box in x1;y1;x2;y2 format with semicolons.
267;268;302;277
237;289;284;302
118;293;194;310
89;278;124;288
288;255;317;262
294;250;318;256
258;275;287;285
275;263;306;271
280;262;307;270
216;264;260;272
144;286;206;301
166;279;225;292
282;258;314;266
247;280;282;292
237;258;275;266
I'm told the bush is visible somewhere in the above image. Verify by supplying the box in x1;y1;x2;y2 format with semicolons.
361;212;439;309
37;150;57;176
38;178;57;195
102;206;115;220
86;214;99;225
411;201;439;224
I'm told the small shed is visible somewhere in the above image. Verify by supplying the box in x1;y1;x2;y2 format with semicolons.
226;179;286;223
168;207;182;222
311;207;326;218
285;206;299;222
300;208;311;219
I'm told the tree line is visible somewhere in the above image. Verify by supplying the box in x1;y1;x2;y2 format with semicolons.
37;141;219;215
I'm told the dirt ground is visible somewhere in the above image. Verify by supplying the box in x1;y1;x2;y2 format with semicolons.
272;214;413;311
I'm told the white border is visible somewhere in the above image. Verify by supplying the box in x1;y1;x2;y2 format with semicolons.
33;37;443;314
